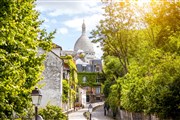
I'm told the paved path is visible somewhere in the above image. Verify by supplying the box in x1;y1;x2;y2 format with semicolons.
68;102;104;120
68;108;87;120
92;105;114;120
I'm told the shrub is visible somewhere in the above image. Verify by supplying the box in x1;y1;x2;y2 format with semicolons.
39;104;67;120
83;111;90;120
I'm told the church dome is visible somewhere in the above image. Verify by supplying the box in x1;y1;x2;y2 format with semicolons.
74;21;94;53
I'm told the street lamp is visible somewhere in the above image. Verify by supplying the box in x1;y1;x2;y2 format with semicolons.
88;104;93;120
31;87;42;120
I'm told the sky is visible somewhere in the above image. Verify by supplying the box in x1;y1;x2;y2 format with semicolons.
35;0;105;58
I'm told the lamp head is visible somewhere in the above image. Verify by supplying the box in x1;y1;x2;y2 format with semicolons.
31;87;42;106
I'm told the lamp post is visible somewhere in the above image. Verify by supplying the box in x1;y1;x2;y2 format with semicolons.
31;87;42;120
88;104;93;120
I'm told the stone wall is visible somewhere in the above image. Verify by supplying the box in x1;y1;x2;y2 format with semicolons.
115;108;159;120
39;50;63;107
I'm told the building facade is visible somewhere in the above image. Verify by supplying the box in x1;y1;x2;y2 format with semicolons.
38;46;63;108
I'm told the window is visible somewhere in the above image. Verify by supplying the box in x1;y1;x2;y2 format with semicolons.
94;65;96;72
83;76;86;83
82;66;86;72
63;72;69;79
63;72;66;79
88;66;91;71
96;78;100;83
96;87;100;94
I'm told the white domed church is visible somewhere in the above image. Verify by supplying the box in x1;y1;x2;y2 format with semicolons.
74;21;102;73
74;21;96;63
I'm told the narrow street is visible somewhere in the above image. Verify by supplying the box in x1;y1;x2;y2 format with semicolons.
91;106;114;120
68;103;114;120
68;108;87;120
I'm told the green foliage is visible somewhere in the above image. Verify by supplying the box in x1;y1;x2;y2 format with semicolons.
0;0;54;118
39;104;67;120
61;55;78;105
106;80;121;111
62;80;70;103
145;1;180;51
79;53;85;59
104;56;123;80
91;2;141;74
121;50;180;118
60;55;72;59
61;55;77;71
103;80;112;98
83;111;90;120
102;56;123;101
95;1;180;119
78;72;100;87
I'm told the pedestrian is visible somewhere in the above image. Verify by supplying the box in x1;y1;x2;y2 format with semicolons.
104;103;107;116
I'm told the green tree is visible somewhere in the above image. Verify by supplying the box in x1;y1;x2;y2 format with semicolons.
102;56;122;98
95;0;180;119
121;49;180;119
120;1;180;118
91;2;140;75
144;1;180;52
0;0;54;118
91;1;145;113
106;79;121;111
104;56;123;79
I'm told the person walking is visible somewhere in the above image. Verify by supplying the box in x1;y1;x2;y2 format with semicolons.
104;103;107;116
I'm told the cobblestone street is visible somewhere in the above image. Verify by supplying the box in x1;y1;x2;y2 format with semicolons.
91;105;114;120
68;102;114;120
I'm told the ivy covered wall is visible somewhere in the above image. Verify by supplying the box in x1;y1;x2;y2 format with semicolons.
61;55;78;108
78;72;105;102
78;72;100;87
